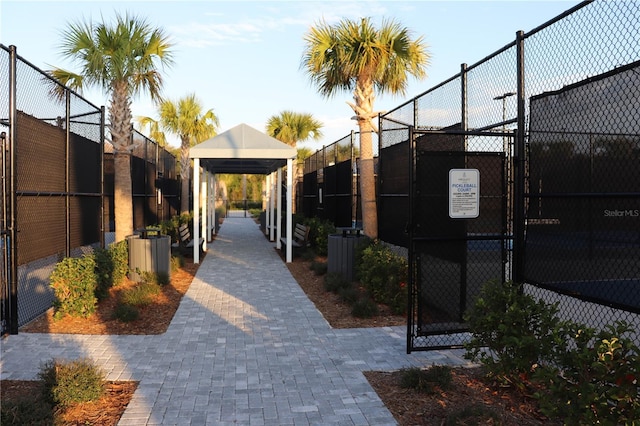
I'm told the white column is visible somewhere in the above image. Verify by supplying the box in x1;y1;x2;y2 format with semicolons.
269;172;275;242
276;167;282;249
286;158;293;263
265;173;271;236
201;172;207;251
193;158;201;263
212;174;217;236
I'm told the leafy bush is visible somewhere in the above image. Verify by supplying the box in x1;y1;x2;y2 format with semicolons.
111;303;139;322
357;241;408;314
93;240;129;300
532;321;640;424
50;255;98;319
465;279;640;424
351;297;379;318
304;217;335;256
463;279;559;388
38;358;105;407
161;212;193;244
399;365;453;393
108;239;130;286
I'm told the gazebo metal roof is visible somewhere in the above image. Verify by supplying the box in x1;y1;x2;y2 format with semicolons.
189;123;296;174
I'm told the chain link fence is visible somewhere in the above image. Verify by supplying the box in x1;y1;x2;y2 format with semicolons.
302;131;362;227
377;1;639;350
1;44;180;333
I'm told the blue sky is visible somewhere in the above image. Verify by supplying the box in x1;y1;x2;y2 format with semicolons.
1;0;578;148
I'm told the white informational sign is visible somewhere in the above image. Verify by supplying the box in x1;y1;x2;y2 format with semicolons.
449;169;480;218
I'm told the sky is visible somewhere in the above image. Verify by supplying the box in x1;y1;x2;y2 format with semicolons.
0;0;579;149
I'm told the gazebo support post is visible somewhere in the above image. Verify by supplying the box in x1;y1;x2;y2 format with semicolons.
276;167;282;249
265;173;270;236
201;172;207;251
286;158;293;263
269;171;275;242
193;158;201;264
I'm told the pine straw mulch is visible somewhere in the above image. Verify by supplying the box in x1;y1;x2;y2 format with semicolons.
1;380;138;426
2;241;555;425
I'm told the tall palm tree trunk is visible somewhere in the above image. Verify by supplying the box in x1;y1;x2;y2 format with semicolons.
114;152;134;242
358;123;378;239
354;80;378;239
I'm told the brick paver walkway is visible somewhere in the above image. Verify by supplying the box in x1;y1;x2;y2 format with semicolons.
1;216;470;425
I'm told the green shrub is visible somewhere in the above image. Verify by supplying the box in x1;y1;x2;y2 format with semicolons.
139;270;170;286
38;358;105;407
532;321;640;424
93;239;129;300
50;255;98;319
338;285;359;305
324;272;351;293
310;260;328;276
464;279;640;424
108;239;129;286
351;296;379;318
93;247;112;300
171;254;185;272
304;217;335;256
399;365;453;393
0;397;53;425
357;241;408;313
121;281;161;307
463;279;559;388
111;303;139;322
161;213;193;244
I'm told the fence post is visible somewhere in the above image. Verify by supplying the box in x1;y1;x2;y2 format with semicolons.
65;90;71;258
513;30;526;284
100;106;105;248
8;45;18;334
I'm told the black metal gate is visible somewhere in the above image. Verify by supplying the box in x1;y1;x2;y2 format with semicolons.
407;128;512;351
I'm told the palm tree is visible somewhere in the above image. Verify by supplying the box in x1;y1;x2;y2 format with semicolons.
151;93;219;214
137;116;168;147
301;17;430;238
266;111;323;213
266;111;323;146
50;13;174;242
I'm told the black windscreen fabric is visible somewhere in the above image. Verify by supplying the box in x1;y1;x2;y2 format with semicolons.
526;65;640;310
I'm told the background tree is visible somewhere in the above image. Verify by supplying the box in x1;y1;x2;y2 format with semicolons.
138;116;168;147
50;13;174;242
266;110;323;146
302;17;429;238
140;93;219;214
266;110;323;213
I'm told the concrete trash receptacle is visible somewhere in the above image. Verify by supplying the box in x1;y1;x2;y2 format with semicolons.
127;233;171;282
327;230;365;282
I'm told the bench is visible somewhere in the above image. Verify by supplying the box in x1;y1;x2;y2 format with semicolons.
280;223;310;256
171;223;205;255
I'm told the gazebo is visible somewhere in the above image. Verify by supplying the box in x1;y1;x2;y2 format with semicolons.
189;123;297;263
